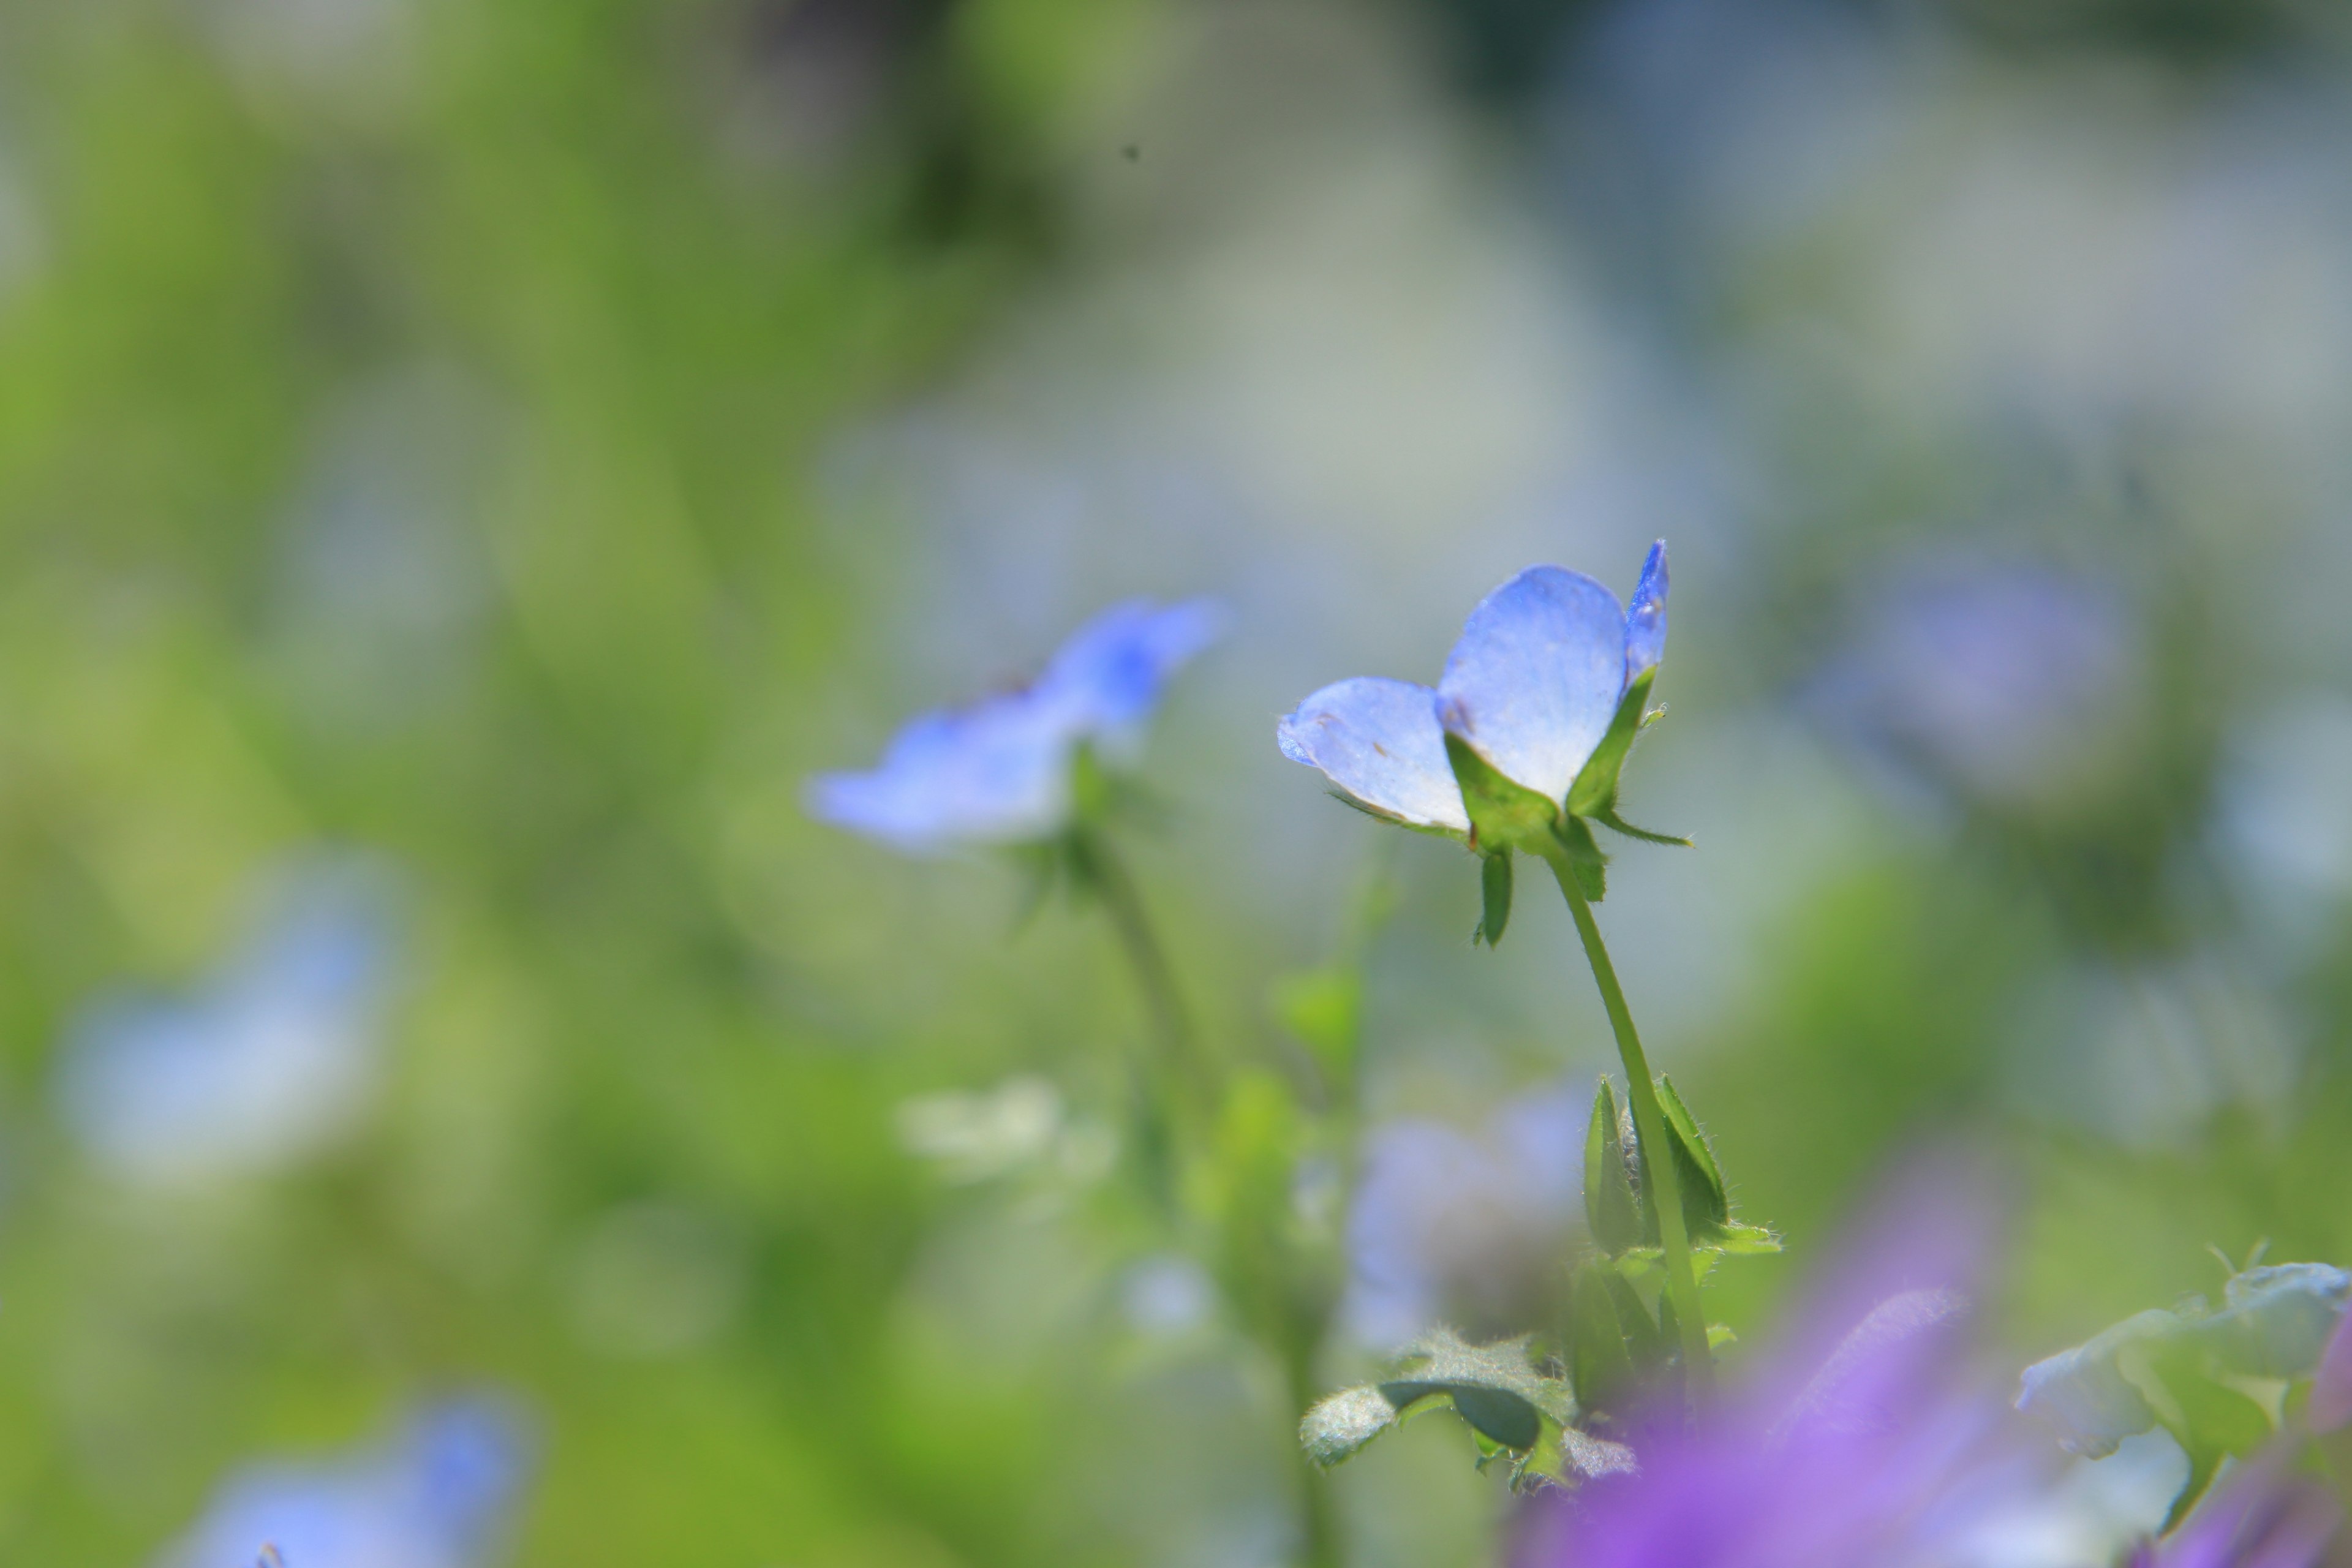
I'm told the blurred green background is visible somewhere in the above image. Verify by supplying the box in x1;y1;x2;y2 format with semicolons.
2;0;2350;1562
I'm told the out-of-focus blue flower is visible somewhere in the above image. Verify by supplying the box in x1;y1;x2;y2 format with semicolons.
1810;563;2143;816
1343;1084;1587;1348
2017;1264;2352;1458
806;598;1223;853
1518;1169;2035;1568
55;856;398;1187
1278;544;1668;835
160;1397;532;1568
2130;1455;2340;1568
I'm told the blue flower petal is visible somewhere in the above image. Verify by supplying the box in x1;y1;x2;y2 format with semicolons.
805;693;1074;854
1436;566;1629;805
1277;677;1468;832
1625;540;1669;683
1038;597;1224;736
809;598;1221;853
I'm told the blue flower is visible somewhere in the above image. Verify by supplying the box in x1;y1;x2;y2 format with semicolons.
55;856;398;1187
1277;545;1670;844
160;1398;531;1568
807;598;1223;854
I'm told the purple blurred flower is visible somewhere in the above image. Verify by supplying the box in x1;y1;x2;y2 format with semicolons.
807;598;1222;853
2132;1456;2340;1568
1811;563;2143;816
160;1397;531;1568
2312;1306;2352;1434
55;856;398;1186
1518;1169;2035;1568
1278;544;1668;834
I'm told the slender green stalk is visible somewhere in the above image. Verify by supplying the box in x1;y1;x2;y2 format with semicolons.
1539;846;1716;1408
1070;825;1197;1086
1284;1342;1343;1568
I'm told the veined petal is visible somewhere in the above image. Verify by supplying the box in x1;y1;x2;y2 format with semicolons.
1437;566;1628;805
1277;677;1468;833
1625;540;1669;683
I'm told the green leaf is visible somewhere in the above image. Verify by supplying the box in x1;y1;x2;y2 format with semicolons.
1272;966;1363;1089
1654;1075;1730;1240
1583;1079;1641;1256
1298;1329;1581;1471
1300;1385;1401;1467
1476;852;1514;947
1566;668;1656;820
1443;733;1562;858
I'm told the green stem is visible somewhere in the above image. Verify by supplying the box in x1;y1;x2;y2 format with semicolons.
1539;846;1716;1409
1286;1343;1343;1568
1072;826;1197;1084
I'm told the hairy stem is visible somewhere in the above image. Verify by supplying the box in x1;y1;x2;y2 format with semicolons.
1540;846;1716;1409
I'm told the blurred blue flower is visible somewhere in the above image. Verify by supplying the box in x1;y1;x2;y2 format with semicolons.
160;1397;532;1568
55;856;398;1187
1518;1169;2035;1568
1278;544;1668;835
806;598;1223;853
1810;562;2143;816
1343;1084;1587;1348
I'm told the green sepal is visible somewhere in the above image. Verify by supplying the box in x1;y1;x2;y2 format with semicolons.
1653;1075;1730;1242
1444;733;1563;857
1567;669;1656;819
1594;809;1692;847
2126;1333;2277;1532
1569;1260;1640;1417
1476;853;1514;947
1551;814;1610;902
1583;1079;1642;1256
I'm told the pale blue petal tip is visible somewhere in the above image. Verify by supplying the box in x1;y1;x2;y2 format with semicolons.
1625;539;1668;680
1276;677;1466;833
1437;565;1629;804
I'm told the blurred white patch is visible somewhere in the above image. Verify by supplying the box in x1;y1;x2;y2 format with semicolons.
567;1202;750;1360
2002;954;2297;1148
274;365;497;728
2215;693;2352;960
895;1075;1118;1188
195;0;418;119
1122;1254;1215;1339
55;854;399;1186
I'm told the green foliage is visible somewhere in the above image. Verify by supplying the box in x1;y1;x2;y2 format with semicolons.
1583;1079;1642;1256
1298;1329;1623;1491
1476;852;1514;947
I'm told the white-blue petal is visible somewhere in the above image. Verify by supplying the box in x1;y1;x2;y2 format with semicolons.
1276;677;1468;832
805;692;1074;854
1436;566;1629;804
1038;597;1225;734
1625;540;1669;683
